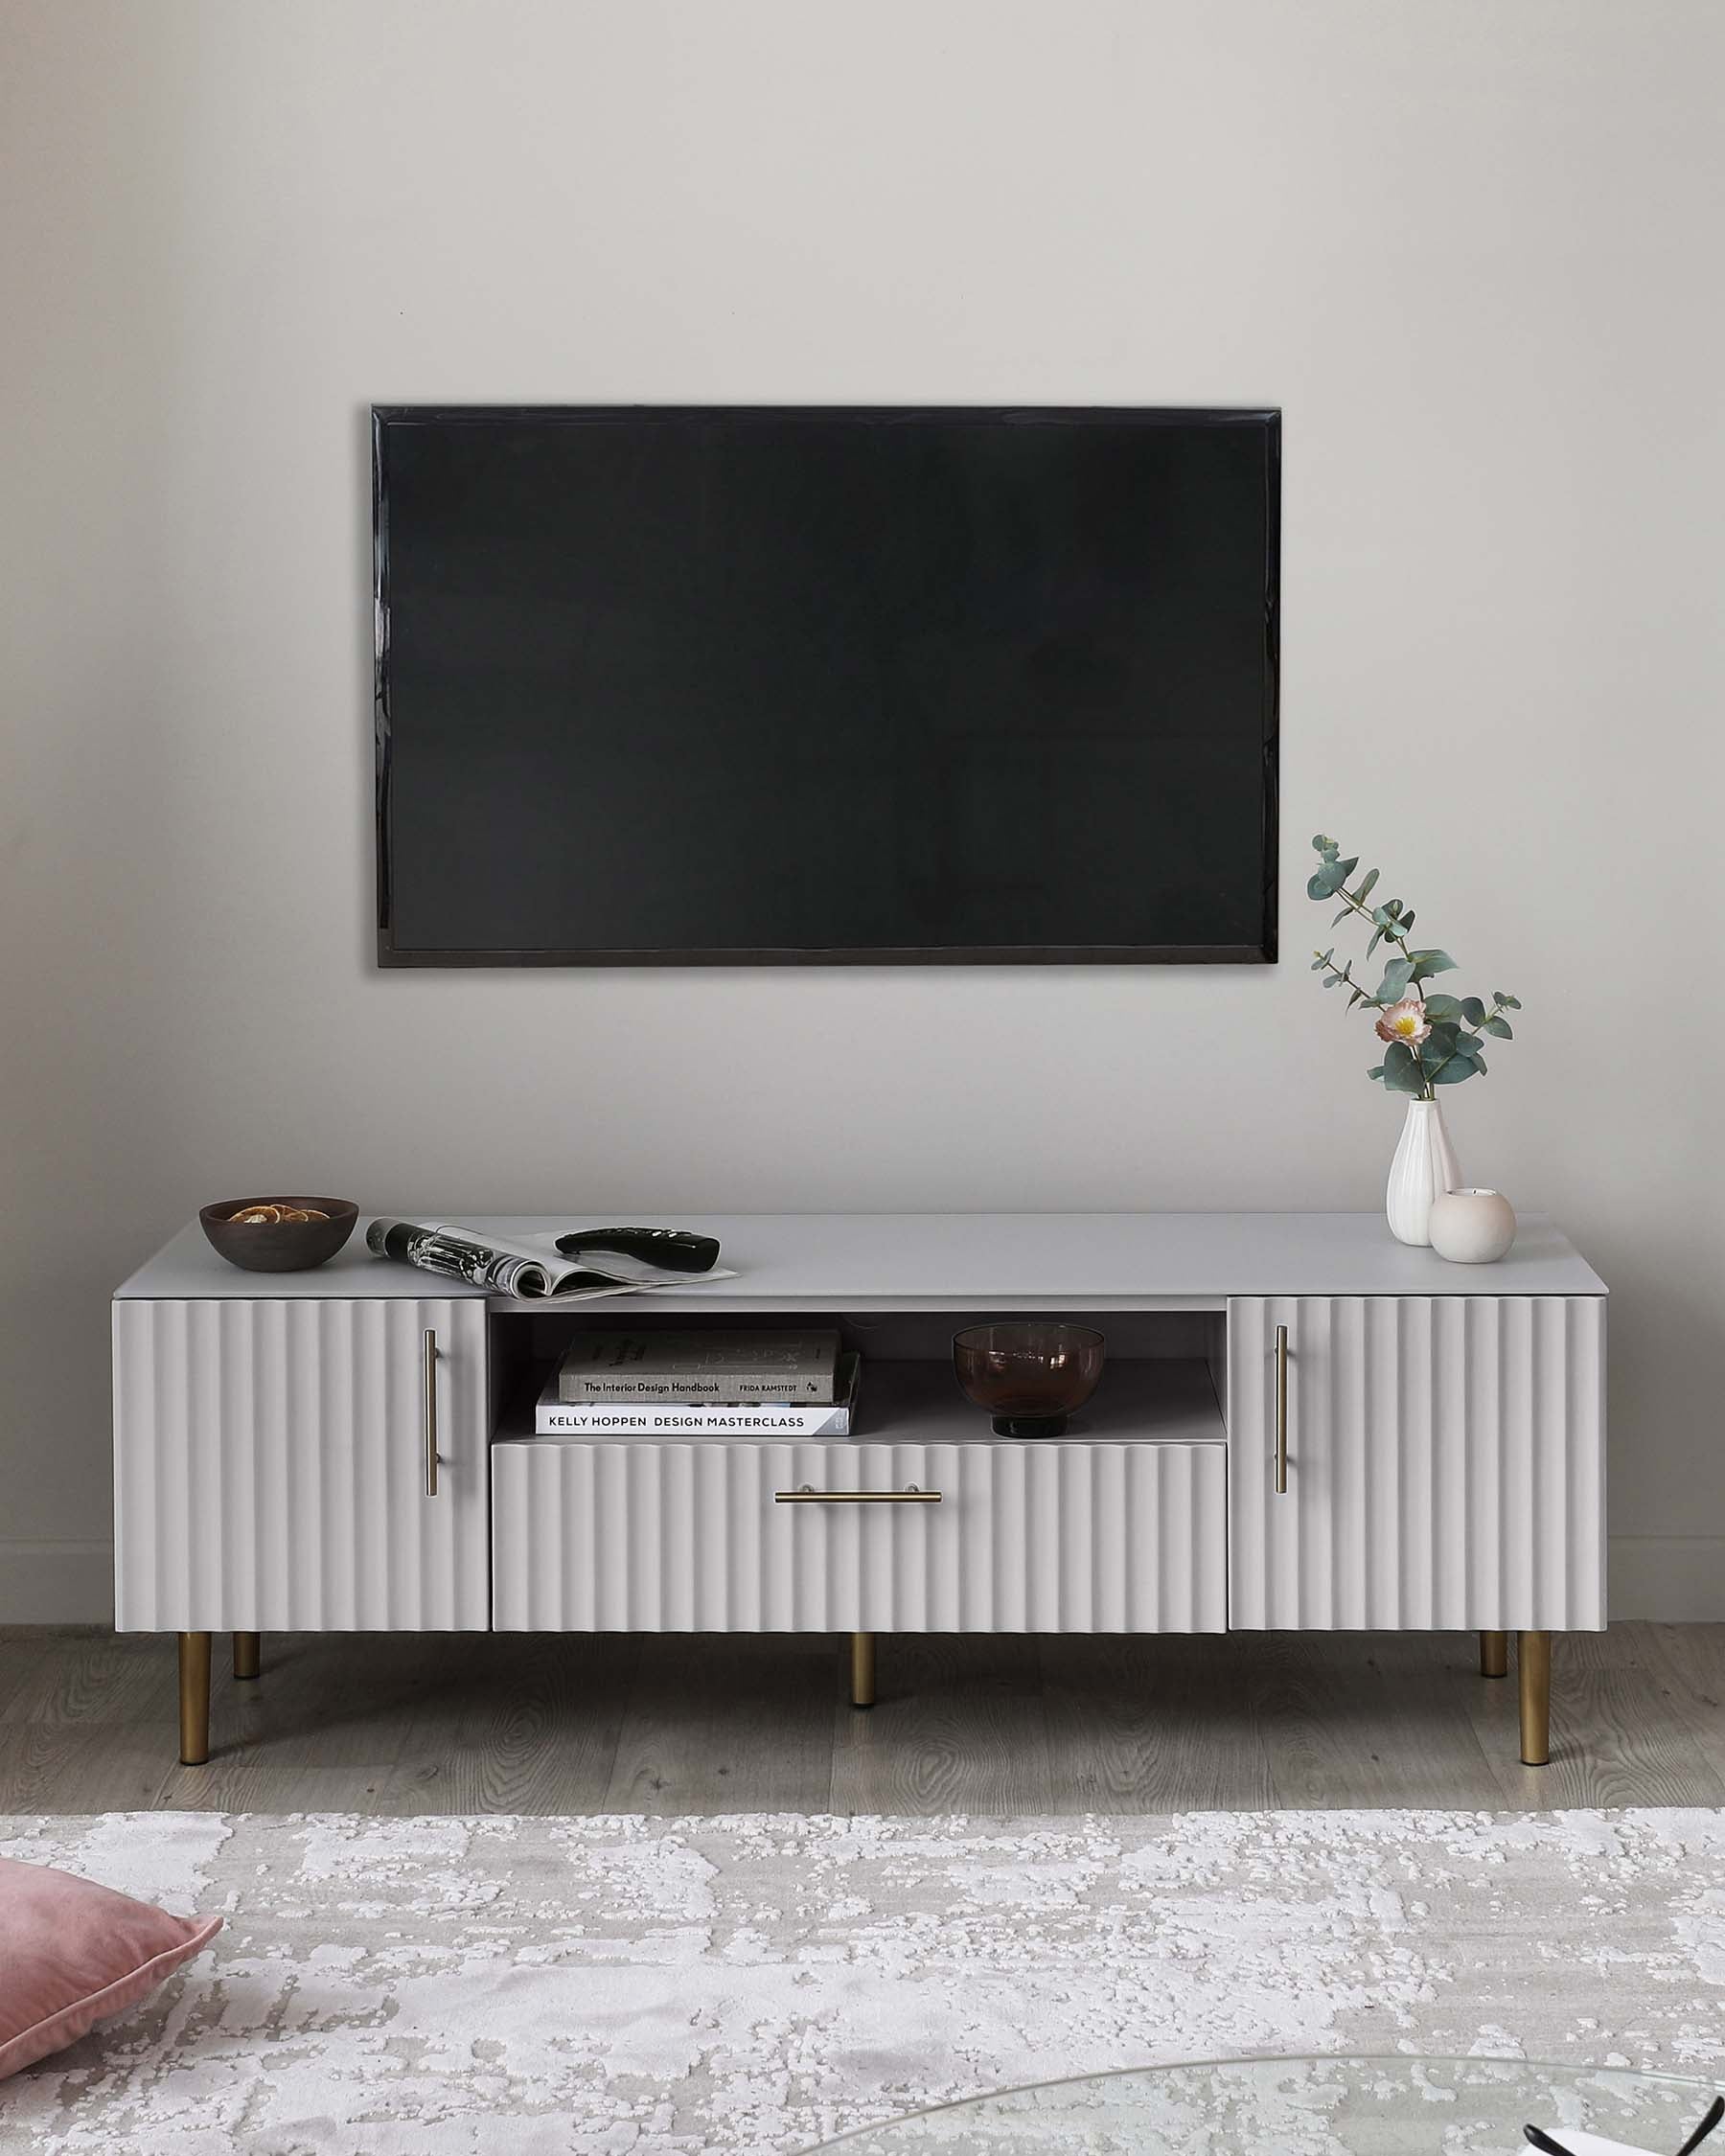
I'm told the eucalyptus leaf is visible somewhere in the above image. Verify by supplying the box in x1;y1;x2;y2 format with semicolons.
1308;856;1356;897
1482;1015;1513;1038
1383;1047;1427;1095
1357;867;1379;901
1313;835;1337;857
1430;1056;1478;1085
1496;993;1522;1010
1368;927;1385;955
1421;994;1463;1021
1367;1064;1386;1081
1409;950;1457;979
1460;997;1486;1027
1398;910;1414;936
1311;949;1334;971
1332;907;1352;927
1376;958;1414;1001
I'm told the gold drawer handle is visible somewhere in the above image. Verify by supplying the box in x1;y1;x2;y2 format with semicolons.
775;1484;942;1504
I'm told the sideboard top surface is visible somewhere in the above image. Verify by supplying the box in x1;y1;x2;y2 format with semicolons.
116;1212;1607;1307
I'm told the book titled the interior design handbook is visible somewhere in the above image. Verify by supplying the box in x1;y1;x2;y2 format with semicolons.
535;1354;860;1436
556;1328;842;1402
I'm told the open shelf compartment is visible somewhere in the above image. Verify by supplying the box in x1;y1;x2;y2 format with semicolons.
494;1351;1223;1449
487;1308;1227;1449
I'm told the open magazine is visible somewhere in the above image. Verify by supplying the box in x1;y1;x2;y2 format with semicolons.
366;1219;737;1301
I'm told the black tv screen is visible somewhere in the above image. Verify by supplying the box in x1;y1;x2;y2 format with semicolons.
373;405;1279;965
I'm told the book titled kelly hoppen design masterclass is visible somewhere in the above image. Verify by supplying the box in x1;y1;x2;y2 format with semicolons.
557;1329;841;1402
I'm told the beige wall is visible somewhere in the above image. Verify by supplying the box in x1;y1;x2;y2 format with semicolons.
3;0;1721;1619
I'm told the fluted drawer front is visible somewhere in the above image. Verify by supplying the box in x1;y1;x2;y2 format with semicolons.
491;1439;1228;1633
113;1296;490;1630
1227;1295;1606;1631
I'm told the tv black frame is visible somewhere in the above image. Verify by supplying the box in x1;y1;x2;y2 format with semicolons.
373;403;1281;968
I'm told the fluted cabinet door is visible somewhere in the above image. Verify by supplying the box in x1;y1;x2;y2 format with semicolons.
113;1296;489;1630
491;1439;1229;1633
1227;1295;1605;1631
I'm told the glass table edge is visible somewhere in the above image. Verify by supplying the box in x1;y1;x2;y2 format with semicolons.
805;2052;1725;2152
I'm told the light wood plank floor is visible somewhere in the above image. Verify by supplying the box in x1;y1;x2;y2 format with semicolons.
1;1624;1721;1817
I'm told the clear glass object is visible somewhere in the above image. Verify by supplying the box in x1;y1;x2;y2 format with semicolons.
952;1321;1106;1437
808;2054;1723;2155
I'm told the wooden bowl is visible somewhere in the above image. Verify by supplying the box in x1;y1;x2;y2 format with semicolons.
199;1197;358;1273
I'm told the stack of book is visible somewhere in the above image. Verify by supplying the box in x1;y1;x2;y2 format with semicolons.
534;1328;859;1438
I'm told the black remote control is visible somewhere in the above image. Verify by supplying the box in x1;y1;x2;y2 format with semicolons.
555;1227;722;1273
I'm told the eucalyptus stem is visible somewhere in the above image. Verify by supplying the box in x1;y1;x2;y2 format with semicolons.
1332;883;1414;964
1313;952;1384;1006
1308;833;1517;1103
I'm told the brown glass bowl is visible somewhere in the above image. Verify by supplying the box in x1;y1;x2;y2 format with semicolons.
953;1321;1106;1437
199;1197;358;1273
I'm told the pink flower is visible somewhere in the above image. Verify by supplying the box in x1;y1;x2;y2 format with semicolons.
1375;997;1431;1046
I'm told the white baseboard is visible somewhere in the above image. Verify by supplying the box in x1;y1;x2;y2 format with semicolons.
0;1541;114;1624
0;1536;1720;1627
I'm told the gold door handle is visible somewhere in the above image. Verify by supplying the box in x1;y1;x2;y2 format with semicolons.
774;1485;941;1503
423;1328;439;1498
1274;1322;1289;1495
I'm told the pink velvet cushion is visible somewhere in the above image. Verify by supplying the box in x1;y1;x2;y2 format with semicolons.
0;1854;222;2079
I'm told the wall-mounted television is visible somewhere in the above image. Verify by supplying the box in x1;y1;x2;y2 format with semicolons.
373;404;1279;966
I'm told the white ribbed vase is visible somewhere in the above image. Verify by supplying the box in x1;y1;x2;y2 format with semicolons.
1386;1098;1460;1247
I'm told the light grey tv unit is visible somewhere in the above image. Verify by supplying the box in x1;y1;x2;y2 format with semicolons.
112;1212;1607;1769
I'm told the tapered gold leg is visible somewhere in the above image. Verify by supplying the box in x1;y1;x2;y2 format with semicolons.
1518;1629;1552;1765
178;1632;211;1765
850;1631;876;1709
1480;1630;1507;1679
233;1631;261;1681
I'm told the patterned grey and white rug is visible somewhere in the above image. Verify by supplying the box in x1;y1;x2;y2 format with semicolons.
3;1808;1723;2152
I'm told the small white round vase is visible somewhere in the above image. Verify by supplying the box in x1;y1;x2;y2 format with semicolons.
1428;1187;1517;1264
